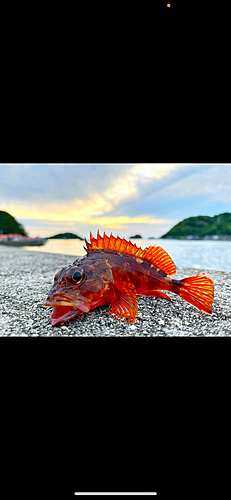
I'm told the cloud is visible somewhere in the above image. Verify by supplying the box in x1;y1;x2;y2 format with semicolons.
0;164;134;204
132;163;182;179
1;164;231;238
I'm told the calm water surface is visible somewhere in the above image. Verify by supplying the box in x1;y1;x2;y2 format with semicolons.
23;238;231;272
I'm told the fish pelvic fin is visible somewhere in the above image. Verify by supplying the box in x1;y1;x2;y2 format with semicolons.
85;231;176;275
177;273;214;314
108;282;137;324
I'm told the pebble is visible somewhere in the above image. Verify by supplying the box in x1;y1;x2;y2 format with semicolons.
0;246;231;337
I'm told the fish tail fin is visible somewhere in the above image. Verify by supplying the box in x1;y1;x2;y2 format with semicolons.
176;273;214;315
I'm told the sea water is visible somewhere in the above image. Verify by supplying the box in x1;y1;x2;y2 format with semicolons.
22;238;231;273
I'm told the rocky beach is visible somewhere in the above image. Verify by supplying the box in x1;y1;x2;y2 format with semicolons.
0;246;230;337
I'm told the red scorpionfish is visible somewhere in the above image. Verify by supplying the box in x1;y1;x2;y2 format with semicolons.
43;231;214;326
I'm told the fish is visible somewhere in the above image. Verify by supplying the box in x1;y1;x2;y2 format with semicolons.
43;231;214;326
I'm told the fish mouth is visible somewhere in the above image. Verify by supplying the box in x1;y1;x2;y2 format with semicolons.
50;305;80;326
43;293;90;326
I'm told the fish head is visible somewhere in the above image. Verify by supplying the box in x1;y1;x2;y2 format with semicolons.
43;258;113;326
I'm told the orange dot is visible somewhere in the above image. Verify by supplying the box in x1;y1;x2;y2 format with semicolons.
167;3;171;6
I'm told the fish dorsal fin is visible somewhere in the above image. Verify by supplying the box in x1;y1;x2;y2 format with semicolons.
84;231;176;276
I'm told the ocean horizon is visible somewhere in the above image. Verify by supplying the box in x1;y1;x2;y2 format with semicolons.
15;237;231;273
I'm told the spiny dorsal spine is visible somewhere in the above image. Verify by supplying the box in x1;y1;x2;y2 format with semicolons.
84;231;176;276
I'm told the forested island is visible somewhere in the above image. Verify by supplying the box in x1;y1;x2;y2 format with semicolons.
161;212;231;239
48;232;84;240
2;210;231;242
0;211;27;236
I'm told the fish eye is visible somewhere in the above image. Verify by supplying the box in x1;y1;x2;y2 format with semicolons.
68;268;84;285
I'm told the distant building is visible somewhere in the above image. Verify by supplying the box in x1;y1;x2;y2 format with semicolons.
187;235;199;240
204;235;219;240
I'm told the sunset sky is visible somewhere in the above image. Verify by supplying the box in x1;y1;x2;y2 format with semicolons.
0;164;231;238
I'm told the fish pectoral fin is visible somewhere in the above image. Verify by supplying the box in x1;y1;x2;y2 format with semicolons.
108;282;137;324
140;290;171;300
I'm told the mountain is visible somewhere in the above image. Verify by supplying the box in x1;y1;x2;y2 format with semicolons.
49;232;84;240
161;212;231;239
0;211;28;236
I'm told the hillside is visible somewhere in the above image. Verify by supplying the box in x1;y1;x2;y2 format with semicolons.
0;211;28;236
161;212;231;239
49;232;84;240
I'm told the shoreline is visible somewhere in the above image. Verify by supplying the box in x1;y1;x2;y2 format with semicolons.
0;246;231;336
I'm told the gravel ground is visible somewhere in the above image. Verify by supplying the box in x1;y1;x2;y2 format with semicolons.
0;245;231;337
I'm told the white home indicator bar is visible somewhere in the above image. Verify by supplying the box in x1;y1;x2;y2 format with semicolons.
74;494;157;496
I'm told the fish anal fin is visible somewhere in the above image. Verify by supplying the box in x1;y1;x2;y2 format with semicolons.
108;282;137;324
140;290;171;300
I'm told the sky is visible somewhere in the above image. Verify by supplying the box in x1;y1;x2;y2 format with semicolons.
0;163;231;239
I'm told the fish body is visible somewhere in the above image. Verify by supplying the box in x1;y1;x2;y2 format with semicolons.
43;232;214;326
